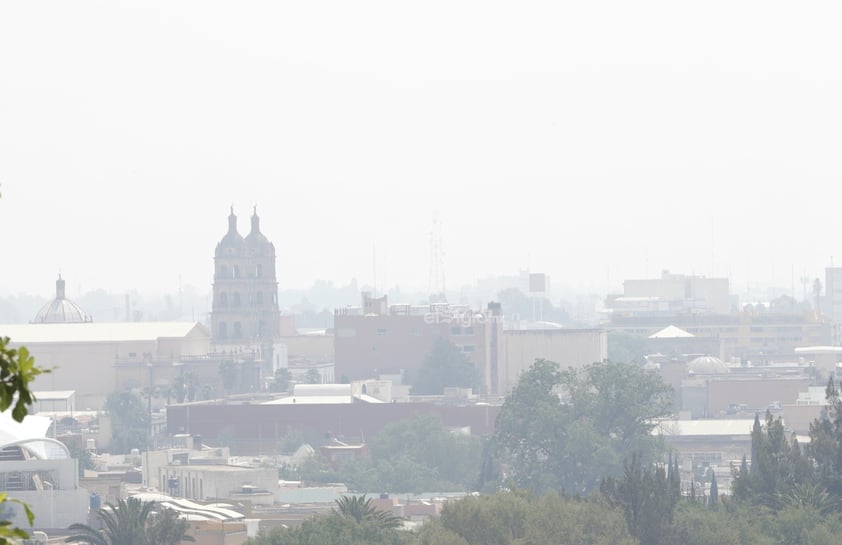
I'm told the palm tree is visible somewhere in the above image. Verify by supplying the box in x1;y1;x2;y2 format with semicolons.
66;498;154;545
333;495;403;529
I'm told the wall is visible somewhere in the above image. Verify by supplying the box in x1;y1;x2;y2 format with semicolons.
167;402;499;454
500;329;607;393
707;377;811;416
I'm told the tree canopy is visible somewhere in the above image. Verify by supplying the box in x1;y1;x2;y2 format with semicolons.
412;338;480;395
105;391;150;454
494;359;672;494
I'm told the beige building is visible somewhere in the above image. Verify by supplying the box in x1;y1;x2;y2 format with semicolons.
334;295;505;394
499;326;607;393
4;321;211;408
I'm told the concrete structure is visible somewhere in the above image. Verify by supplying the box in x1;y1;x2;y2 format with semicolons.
158;463;278;504
3;321;211;408
499;327;607;393
334;294;504;394
0;412;89;530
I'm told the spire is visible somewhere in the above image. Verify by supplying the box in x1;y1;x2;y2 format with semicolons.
56;274;66;299
228;206;238;234
250;205;260;234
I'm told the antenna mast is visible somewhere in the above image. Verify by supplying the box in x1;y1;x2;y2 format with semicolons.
429;212;446;303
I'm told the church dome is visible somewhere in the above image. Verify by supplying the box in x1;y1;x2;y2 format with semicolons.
687;356;729;375
32;276;91;324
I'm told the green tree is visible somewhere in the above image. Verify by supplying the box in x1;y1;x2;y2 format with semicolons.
105;391;150;454
147;506;196;545
304;368;321;384
607;331;648;365
412;338;480;395
417;520;468;545
809;377;842;497
495;359;672;494
246;512;414;545
271;368;291;393
600;455;677;545
733;410;809;505
438;492;529;545
66;497;155;545
708;472;718;508
518;494;636;545
670;501;774;545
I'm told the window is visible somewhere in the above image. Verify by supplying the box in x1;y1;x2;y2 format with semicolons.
233;322;243;338
218;322;228;339
233;265;240;278
462;345;475;353
219;292;228;307
376;328;387;336
256;264;262;278
233;292;241;307
256;292;263;306
218;265;228;279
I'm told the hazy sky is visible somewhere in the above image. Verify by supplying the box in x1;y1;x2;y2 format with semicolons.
1;1;840;300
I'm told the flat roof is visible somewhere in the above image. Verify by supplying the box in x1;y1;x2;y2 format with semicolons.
653;419;755;437
2;321;209;344
32;390;75;400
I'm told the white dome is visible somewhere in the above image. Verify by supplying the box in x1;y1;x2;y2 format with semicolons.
32;275;90;324
688;356;729;375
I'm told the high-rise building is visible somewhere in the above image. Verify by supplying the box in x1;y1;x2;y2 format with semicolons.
210;207;280;348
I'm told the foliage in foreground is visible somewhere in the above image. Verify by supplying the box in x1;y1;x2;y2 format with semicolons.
1;335;47;545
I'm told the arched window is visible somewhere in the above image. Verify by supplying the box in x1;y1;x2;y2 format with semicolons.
218;292;228;308
218;265;228;279
218;322;228;339
233;266;240;279
233;322;242;339
255;264;262;278
258;320;266;339
233;292;241;307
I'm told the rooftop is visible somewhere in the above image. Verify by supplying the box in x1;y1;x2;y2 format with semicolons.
2;321;210;344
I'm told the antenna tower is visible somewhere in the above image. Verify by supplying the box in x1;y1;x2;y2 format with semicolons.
429;212;446;303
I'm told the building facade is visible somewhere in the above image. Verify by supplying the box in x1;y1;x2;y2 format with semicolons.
334;294;504;394
211;207;281;350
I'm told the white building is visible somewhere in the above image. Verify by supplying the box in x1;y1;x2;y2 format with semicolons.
0;411;89;530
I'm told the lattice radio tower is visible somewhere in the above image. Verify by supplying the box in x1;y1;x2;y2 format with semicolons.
429;212;446;303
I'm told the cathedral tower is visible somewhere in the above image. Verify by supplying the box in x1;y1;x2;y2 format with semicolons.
211;206;280;346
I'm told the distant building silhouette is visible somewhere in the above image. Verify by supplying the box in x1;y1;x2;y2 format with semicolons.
210;206;280;348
